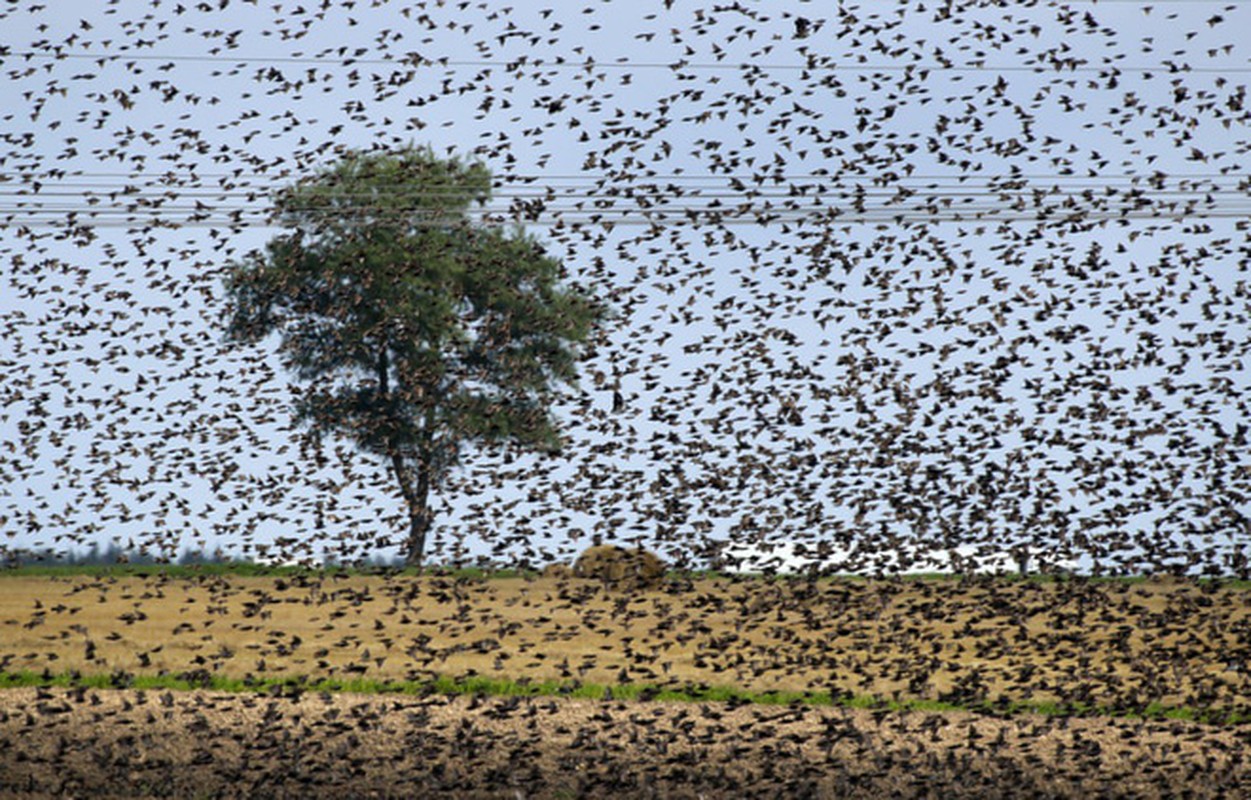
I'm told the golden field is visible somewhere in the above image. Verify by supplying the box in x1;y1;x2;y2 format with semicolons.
1;572;1248;714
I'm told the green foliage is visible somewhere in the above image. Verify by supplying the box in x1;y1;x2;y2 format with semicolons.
220;145;605;564
224;144;601;463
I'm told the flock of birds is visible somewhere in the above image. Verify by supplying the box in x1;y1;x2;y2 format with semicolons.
0;1;1250;795
1;0;1247;577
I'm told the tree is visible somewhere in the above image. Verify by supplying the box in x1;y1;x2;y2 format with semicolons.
221;146;604;567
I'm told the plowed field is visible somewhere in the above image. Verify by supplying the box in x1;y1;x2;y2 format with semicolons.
2;687;1249;798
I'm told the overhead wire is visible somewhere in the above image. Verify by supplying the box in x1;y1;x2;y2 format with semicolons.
4;49;1250;75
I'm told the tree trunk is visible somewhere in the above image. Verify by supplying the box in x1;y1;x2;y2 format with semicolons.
378;340;434;569
393;451;432;569
384;419;434;568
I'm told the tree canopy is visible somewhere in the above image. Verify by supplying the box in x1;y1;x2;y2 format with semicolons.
222;146;604;566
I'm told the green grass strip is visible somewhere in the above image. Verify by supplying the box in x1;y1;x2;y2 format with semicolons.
1;669;1246;726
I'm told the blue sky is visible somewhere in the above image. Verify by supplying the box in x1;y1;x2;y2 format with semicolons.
1;1;1248;574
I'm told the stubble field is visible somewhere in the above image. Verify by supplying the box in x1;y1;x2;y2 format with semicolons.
1;571;1249;797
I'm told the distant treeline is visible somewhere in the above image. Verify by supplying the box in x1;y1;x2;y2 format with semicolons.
1;544;406;569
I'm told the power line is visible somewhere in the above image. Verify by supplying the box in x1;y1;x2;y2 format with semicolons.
6;204;1247;229
0;195;1227;209
3;175;1245;197
4;172;1245;228
3;172;1246;184
2;170;1245;182
4;49;1248;74
4;177;1245;209
3;187;1245;200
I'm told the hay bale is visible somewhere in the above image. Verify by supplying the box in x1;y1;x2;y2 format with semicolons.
572;544;666;588
542;563;573;579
